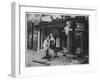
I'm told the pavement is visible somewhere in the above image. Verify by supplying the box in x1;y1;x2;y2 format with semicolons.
25;49;79;67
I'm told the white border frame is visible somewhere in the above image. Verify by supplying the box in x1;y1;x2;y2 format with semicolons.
11;2;97;78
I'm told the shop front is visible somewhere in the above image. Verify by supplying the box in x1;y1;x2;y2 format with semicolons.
27;15;89;57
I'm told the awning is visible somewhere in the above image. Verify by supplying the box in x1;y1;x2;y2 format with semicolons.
34;22;66;29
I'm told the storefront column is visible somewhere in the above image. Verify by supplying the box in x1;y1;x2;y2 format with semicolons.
40;30;43;49
67;32;69;52
37;29;40;51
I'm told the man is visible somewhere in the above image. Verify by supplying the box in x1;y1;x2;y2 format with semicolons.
49;33;55;50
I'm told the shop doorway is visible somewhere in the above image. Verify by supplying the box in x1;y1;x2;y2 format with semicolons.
40;27;67;49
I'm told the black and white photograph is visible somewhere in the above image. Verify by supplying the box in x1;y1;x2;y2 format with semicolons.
25;13;89;67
